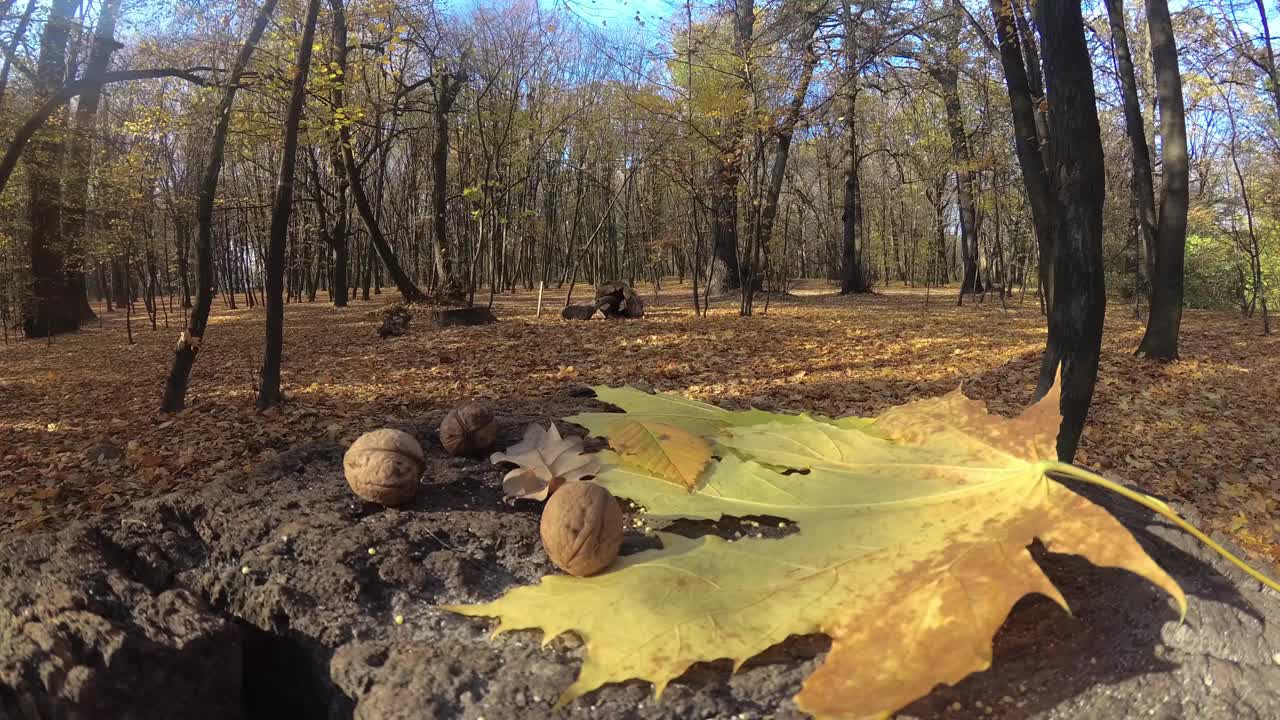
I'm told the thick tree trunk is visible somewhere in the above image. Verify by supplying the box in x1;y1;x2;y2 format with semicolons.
1136;0;1189;359
1035;0;1108;463
705;0;755;298
21;0;79;338
707;155;742;296
1012;0;1050;158
161;0;278;412
332;227;349;307
257;0;320;411
840;0;869;295
840;114;868;294
431;69;465;297
327;147;351;309
111;256;129;308
61;0;122;326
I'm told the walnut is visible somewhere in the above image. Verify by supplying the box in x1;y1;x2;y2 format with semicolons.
439;401;497;457
539;481;623;577
343;429;424;506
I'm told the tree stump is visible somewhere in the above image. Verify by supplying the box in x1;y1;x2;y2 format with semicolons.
427;307;497;328
377;304;496;336
561;304;599;321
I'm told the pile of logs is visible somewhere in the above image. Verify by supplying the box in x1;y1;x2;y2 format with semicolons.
377;303;413;337
377;303;496;337
561;282;646;321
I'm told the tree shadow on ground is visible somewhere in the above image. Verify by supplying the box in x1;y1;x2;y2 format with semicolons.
900;477;1261;719
647;485;1264;719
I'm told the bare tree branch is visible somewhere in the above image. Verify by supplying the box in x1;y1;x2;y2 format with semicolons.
0;67;209;197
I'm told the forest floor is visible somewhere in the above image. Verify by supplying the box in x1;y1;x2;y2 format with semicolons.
2;280;1277;570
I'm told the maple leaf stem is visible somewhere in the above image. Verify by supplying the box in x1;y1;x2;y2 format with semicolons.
1047;462;1280;596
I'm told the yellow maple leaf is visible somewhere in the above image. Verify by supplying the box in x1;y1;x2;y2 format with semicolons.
443;383;1278;718
606;419;711;490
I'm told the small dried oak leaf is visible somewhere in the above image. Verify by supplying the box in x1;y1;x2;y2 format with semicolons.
491;422;601;501
344;428;424;506
439;400;498;457
540;481;623;577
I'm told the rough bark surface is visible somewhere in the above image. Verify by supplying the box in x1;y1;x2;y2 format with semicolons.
2;397;1278;720
21;0;79;338
989;0;1056;311
707;155;742;296
1136;0;1190;359
1034;0;1109;463
839;0;870;295
1103;0;1157;306
61;0;122;326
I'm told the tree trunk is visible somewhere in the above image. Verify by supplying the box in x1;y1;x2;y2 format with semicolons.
1136;0;1189;359
332;225;349;306
930;64;982;297
1035;0;1108;463
308;122;350;308
111;256;129;309
361;244;373;300
257;0;321;411
161;0;278;412
989;0;1056;310
1013;0;1049;154
707;155;742;295
431;67;465;297
840;0;870;295
328;147;351;308
175;216;193;309
21;0;79;338
330;0;425;304
62;0;122;326
1253;0;1280;123
744;12;821;315
1103;0;1157;313
706;0;755;298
